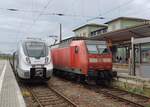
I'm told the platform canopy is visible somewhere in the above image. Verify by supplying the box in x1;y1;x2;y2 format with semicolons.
90;23;150;43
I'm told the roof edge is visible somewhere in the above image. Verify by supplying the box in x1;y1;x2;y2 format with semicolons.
73;23;108;32
105;17;150;24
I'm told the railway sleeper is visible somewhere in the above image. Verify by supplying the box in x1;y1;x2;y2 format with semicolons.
39;97;63;102
38;96;59;100
41;99;68;106
108;90;149;103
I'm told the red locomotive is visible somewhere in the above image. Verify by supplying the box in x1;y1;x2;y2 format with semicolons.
51;37;117;84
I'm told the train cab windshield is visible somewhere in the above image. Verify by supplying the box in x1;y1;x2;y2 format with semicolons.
87;44;110;54
23;41;48;58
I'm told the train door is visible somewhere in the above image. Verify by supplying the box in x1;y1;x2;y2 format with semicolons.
74;46;79;67
70;46;79;68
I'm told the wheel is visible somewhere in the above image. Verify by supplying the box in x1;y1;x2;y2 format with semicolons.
76;75;86;83
104;80;111;87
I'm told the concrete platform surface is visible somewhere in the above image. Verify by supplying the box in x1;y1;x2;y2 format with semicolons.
113;73;150;97
0;60;26;107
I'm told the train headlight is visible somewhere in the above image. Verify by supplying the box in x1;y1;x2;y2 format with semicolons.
89;58;98;63
26;57;31;64
45;57;50;64
102;58;112;62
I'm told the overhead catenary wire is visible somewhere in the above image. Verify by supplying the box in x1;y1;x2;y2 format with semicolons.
0;0;146;36
102;0;150;22
0;7;98;19
101;0;135;16
33;0;54;23
0;0;136;21
27;0;54;36
1;1;148;36
2;0;150;54
121;0;150;17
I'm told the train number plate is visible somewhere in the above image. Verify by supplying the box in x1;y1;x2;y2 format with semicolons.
35;69;43;77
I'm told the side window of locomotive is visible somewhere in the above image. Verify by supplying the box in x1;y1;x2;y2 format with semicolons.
97;45;110;54
87;45;98;54
75;46;79;54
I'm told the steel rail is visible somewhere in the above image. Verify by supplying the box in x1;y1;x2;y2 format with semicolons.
82;83;149;107
27;83;78;107
112;87;150;99
53;76;150;107
28;87;44;107
47;84;78;107
98;88;150;107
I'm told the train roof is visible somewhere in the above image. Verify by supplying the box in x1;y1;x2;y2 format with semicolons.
20;38;45;44
50;37;103;47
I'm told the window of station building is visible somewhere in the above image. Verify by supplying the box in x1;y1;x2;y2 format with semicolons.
79;33;82;37
93;32;96;36
91;32;94;36
83;32;86;36
122;24;130;29
103;29;107;33
91;32;96;36
112;24;116;31
97;31;100;34
141;43;150;63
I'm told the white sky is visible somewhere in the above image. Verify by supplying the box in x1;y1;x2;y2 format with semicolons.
0;0;150;53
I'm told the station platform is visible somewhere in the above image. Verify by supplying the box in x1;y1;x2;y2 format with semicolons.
0;60;26;107
113;63;129;73
113;72;150;97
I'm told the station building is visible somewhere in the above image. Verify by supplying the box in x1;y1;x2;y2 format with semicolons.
105;17;148;31
73;23;107;37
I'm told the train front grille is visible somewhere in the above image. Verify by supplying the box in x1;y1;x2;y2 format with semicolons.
30;68;46;78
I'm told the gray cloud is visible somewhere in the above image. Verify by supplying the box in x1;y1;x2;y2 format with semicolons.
0;0;150;53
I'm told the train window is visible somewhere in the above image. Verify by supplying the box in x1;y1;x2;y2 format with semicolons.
97;45;110;54
23;42;48;58
87;45;98;54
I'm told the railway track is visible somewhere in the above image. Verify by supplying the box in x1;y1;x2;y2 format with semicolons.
87;86;150;107
107;88;150;107
26;83;77;107
9;59;77;107
54;76;150;107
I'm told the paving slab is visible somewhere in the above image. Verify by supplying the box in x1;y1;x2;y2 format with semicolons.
0;60;26;107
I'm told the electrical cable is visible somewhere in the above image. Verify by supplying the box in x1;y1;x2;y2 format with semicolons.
101;0;135;16
27;0;54;36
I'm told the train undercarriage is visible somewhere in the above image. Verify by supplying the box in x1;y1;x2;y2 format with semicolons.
53;69;117;86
